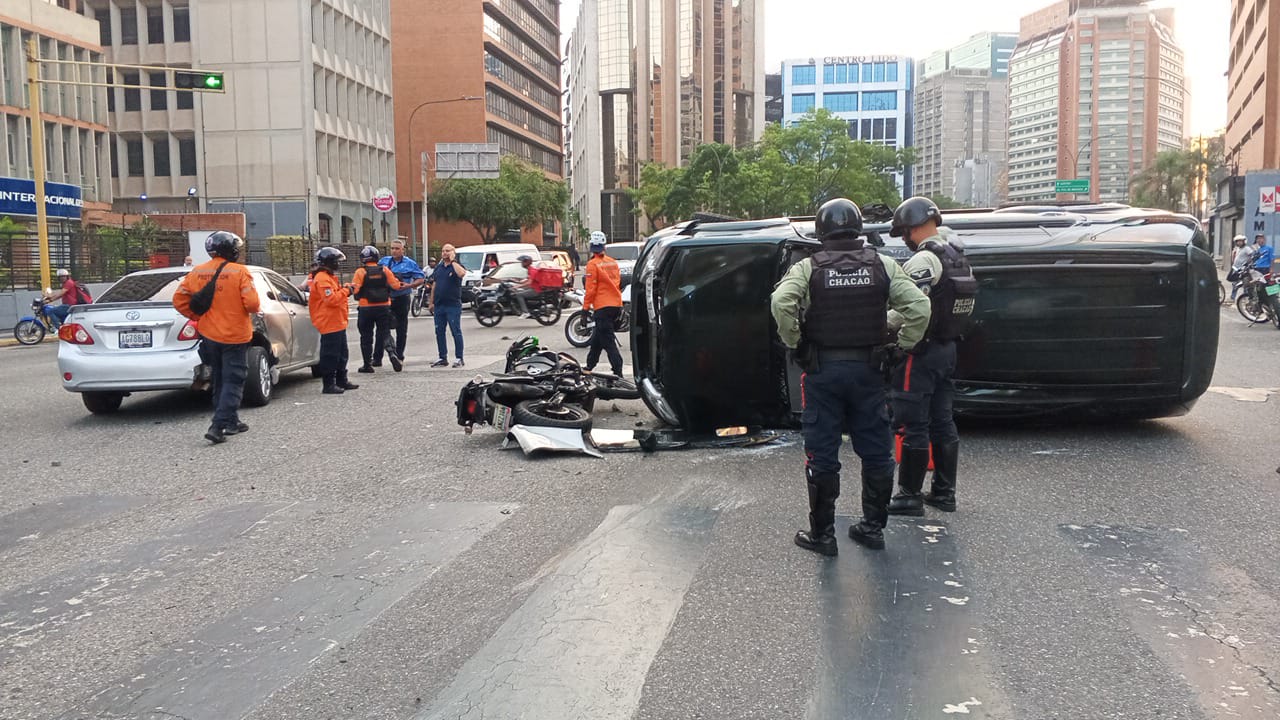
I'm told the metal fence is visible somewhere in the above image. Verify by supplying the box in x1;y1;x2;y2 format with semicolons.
0;228;189;292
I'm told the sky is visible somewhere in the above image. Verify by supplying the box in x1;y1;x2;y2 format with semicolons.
558;0;1229;136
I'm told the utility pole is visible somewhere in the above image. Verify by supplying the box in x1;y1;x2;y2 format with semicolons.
26;37;51;293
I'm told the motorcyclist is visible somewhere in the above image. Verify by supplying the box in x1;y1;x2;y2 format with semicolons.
510;255;541;319
1229;234;1253;301
583;231;625;377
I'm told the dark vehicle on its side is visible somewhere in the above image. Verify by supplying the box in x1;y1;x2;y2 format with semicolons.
630;205;1220;431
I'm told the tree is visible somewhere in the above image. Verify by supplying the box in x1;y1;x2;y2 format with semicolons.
430;155;569;243
929;195;966;210
1130;150;1192;212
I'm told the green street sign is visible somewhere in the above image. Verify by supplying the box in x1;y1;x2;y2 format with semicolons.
1055;179;1090;194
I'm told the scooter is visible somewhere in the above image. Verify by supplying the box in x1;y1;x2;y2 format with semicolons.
13;296;62;345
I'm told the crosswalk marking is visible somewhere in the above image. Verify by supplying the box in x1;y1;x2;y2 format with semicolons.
418;504;720;720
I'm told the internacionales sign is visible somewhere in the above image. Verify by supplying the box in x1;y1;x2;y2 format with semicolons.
0;176;83;219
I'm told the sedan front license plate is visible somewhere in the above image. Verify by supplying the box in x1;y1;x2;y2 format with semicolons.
119;330;152;348
1266;284;1279;297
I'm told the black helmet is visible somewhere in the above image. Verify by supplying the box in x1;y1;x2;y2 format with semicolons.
359;245;380;263
815;199;864;240
205;231;244;261
890;197;943;238
518;255;533;264
315;246;345;271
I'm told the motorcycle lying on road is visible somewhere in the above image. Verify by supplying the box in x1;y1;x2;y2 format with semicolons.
13;297;62;345
1235;270;1280;329
455;337;641;434
563;286;632;348
474;282;563;327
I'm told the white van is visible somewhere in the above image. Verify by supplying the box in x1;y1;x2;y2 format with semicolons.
455;243;541;291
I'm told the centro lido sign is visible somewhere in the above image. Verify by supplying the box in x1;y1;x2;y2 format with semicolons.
0;176;84;219
815;55;900;65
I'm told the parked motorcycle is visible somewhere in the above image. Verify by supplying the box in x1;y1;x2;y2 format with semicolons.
409;280;433;317
13;297;61;345
564;286;632;348
474;282;563;327
1235;271;1280;329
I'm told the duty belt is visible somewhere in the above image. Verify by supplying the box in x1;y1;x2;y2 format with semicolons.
816;346;874;362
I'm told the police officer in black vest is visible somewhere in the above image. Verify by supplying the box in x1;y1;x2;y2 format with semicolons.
886;197;978;516
771;198;931;554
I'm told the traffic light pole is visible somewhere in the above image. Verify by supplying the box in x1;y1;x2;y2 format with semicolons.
26;37;51;294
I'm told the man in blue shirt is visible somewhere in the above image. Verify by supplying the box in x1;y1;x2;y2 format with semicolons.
429;243;467;368
378;239;426;363
1253;234;1275;274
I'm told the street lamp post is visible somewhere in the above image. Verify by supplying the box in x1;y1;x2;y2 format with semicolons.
405;95;480;261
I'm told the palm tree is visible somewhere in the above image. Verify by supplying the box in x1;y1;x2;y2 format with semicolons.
1130;150;1192;211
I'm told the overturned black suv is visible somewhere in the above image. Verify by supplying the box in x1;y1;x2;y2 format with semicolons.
630;204;1219;431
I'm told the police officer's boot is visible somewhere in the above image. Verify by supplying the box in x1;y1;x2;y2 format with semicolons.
338;370;359;391
795;469;839;557
322;372;344;394
887;446;930;516
848;467;894;550
924;441;960;512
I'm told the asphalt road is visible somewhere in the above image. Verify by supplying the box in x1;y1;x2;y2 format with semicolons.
1;305;1278;720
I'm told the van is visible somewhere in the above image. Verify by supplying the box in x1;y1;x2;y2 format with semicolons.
455;243;540;294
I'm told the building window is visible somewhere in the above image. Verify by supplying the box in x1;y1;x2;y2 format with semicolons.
153;138;170;176
873;63;885;82
149;71;167;110
862;64;874;82
791;65;816;86
792;94;816;114
862;91;898;111
176;81;194;110
126;140;143;176
318;214;332;241
123;73;141;111
147;6;164;43
106;70;115;112
99;12;112;45
173;7;191;42
886;63;898;82
120;9;138;45
824;92;858;112
109;140;118;177
178;137;196;175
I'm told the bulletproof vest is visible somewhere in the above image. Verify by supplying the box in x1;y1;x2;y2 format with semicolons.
925;240;978;341
804;239;890;348
356;265;390;303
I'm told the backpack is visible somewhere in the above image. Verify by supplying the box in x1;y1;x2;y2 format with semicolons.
73;281;92;305
188;261;229;316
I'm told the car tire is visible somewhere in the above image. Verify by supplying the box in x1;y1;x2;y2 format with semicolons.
511;399;592;430
82;391;123;415
242;345;273;407
13;319;45;346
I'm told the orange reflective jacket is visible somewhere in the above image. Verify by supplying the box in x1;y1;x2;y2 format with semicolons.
584;254;623;310
308;269;349;333
173;259;260;344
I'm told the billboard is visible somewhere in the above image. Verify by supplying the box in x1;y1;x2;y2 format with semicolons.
0;176;83;219
1243;171;1280;250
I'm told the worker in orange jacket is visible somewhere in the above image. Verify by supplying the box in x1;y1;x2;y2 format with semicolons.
350;245;404;373
173;231;261;444
309;247;358;395
583;231;625;376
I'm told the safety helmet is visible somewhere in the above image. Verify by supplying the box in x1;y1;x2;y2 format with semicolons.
518;255;534;264
205;231;245;261
314;246;345;271
589;231;607;252
814;199;864;241
358;245;380;263
1234;234;1247;244
890;197;943;238
56;268;70;277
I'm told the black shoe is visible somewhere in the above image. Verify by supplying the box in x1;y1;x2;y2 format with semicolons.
357;366;375;373
888;446;930;516
431;359;448;368
389;353;403;372
887;492;925;516
371;361;383;368
925;441;960;512
848;522;886;549
205;425;227;444
923;493;957;512
323;384;345;394
794;530;838;556
221;421;249;435
340;381;360;390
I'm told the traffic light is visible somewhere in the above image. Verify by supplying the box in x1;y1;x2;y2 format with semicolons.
174;70;225;93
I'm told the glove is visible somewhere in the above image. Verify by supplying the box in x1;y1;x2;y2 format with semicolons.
905;339;930;356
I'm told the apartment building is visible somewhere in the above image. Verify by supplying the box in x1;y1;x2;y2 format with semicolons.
1226;0;1279;172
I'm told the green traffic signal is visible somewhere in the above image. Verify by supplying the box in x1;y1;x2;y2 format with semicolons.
174;70;225;93
203;74;223;90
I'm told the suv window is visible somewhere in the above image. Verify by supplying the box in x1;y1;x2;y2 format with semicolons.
96;271;188;303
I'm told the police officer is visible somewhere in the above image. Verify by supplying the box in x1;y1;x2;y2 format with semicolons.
309;247;358;394
885;197;978;517
771;199;931;554
583;231;625;377
351;245;404;373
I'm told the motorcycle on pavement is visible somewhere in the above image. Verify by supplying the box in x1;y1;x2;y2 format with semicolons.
13;296;62;345
1235;270;1280;329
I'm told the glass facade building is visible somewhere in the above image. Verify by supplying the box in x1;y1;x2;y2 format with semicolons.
780;55;914;196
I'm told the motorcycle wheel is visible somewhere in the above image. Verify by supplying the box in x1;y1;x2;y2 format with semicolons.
511;399;592;429
476;301;504;327
13;320;45;345
410;294;424;317
535;302;562;326
1218;281;1226;305
564;310;592;347
1237;293;1268;323
591;373;641;400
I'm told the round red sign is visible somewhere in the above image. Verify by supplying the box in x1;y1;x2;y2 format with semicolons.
372;187;396;212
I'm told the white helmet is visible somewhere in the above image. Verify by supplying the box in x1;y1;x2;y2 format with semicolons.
56;268;70;277
589;231;607;251
1234;234;1247;243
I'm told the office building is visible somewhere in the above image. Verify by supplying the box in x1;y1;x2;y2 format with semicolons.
1226;0;1279;172
567;0;764;241
1007;0;1186;204
918;32;1017;81
80;0;396;243
393;0;563;249
764;72;782;124
0;0;112;214
780;55;914;196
